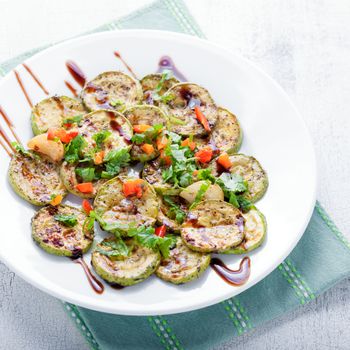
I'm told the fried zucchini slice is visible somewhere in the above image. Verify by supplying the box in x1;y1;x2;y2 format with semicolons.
212;154;268;202
31;205;93;256
223;208;266;254
156;195;187;232
156;237;210;284
181;200;243;253
78;109;133;153
179;181;224;204
81;71;143;112
31;96;85;135
8;153;67;206
140;73;179;104
60;162;110;199
142;158;180;195
93;177;160;229
91;237;160;286
123;105;168;162
209;107;242;154
160;83;218;136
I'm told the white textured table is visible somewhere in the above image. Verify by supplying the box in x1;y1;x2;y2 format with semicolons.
1;0;350;349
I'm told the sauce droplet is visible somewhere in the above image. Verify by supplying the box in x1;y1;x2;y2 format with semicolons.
22;63;49;95
157;56;187;81
114;51;138;79
64;80;78;97
71;256;104;294
66;60;86;87
14;70;33;107
210;257;251;286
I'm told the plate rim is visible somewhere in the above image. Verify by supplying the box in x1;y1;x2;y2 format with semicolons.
0;29;317;315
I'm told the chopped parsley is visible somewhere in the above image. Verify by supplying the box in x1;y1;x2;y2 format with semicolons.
64;135;87;163
102;148;130;179
189;181;210;209
163;196;186;224
131;124;163;145
63;115;83;126
96;238;129;258
54;214;78;227
92;130;111;150
11;142;34;158
161;133;198;188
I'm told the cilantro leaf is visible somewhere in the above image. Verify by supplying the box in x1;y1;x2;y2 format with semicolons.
102;148;130;179
163;196;186;224
92;130;111;150
96;238;130;258
197;169;216;183
11;142;34;158
189;181;210;209
217;173;247;193
75;167;97;182
237;195;253;212
131;124;163;145
54;214;78;227
110;99;124;108
64;135;87;163
63;115;83;125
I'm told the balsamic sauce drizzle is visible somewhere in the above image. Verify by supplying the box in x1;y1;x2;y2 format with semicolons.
114;51;137;79
157;56;187;81
0;105;21;144
14;70;33;107
65;60;86;87
64;80;78;97
22;63;49;95
71;256;104;294
210;257;251;286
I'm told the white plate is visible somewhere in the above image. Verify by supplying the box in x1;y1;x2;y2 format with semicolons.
0;30;316;315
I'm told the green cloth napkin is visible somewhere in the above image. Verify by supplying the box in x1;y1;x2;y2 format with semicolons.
1;1;350;349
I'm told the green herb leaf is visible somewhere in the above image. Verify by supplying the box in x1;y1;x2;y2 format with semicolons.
163;196;186;224
54;214;78;227
102;148;130;179
189;181;210;209
11;142;34;158
131;124;163;145
75;167;97;182
237;195;253;212
92;130;111;150
96;238;130;258
64;135;87;163
197;169;216;183
110;99;124;108
63;115;83;125
217;173;247;193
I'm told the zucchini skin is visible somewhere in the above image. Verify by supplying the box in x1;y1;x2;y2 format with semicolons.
156;237;210;284
223;208;267;254
81;71;143;112
31;205;93;257
31;96;86;135
8;154;67;206
91;237;160;286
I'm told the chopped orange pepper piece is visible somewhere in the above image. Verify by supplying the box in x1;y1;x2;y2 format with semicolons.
75;182;94;194
133;124;152;133
122;179;144;198
194;106;211;132
156;135;168;150
94;151;105;165
195;146;213;163
47;128;78;143
217;153;232;169
181;138;196;151
82;199;93;215
50;194;62;206
160;150;172;165
141;143;155;155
